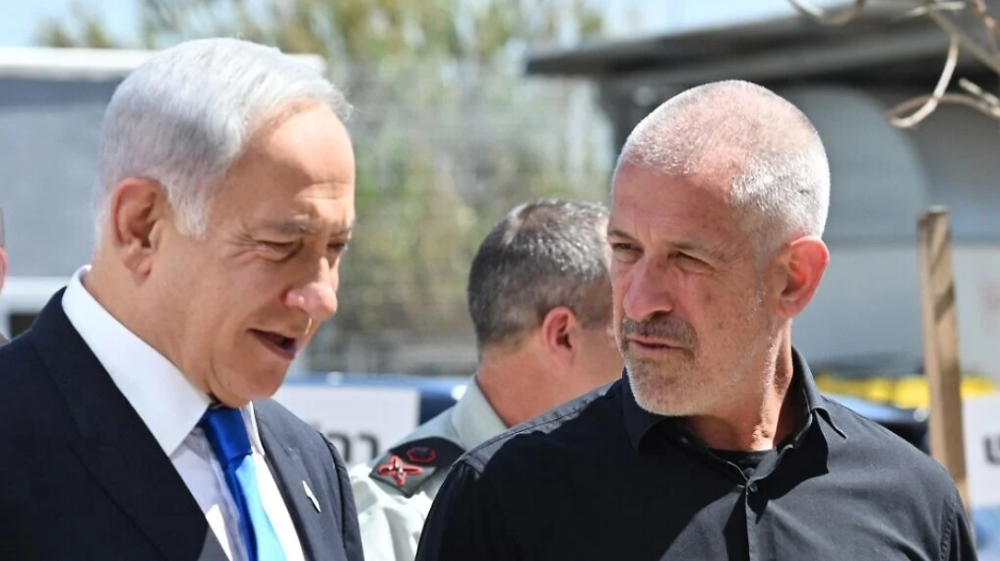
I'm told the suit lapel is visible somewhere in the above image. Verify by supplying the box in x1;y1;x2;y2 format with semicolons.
30;291;228;561
256;410;334;561
68;440;228;561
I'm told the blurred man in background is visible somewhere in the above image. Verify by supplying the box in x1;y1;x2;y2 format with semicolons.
0;38;363;560
350;198;623;561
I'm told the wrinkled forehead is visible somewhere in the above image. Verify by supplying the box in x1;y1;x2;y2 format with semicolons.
610;166;733;230
611;159;740;209
611;163;746;241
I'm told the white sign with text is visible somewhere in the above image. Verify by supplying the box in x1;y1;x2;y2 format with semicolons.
273;384;422;468
963;394;1000;508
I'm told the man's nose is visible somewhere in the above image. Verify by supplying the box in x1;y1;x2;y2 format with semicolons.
285;261;339;324
621;258;675;322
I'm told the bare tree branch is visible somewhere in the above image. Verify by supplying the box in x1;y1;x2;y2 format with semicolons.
790;0;1000;126
959;77;1000;106
968;0;1000;58
925;6;1000;74
887;35;960;127
787;0;868;26
899;2;967;20
885;92;1000;121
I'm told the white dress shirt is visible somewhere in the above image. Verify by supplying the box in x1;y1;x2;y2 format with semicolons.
62;266;306;561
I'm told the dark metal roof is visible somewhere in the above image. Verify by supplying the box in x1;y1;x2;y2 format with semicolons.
525;4;994;87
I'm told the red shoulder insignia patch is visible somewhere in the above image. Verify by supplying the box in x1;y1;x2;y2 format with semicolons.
369;437;466;498
377;455;424;487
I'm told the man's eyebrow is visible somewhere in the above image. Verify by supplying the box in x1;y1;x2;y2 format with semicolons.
331;223;355;238
606;228;634;240
257;219;354;237
258;220;320;235
606;228;727;261
672;239;729;262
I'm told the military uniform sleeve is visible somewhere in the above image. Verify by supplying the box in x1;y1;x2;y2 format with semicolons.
350;463;428;561
941;489;977;561
328;439;367;561
413;461;516;561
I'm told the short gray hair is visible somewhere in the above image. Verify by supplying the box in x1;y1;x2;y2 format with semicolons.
616;80;830;254
467;199;612;351
96;38;351;238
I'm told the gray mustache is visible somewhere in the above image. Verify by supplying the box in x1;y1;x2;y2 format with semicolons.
621;315;697;348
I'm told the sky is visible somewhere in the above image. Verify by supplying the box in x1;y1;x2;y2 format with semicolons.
0;0;848;48
0;0;138;46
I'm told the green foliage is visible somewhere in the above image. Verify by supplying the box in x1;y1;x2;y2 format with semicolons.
39;0;613;364
38;2;122;49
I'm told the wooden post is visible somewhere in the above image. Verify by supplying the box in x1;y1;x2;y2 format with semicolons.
918;207;970;510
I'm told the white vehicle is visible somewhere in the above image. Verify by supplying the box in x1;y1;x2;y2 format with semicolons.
0;277;65;340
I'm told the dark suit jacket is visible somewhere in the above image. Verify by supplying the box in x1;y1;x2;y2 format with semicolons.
0;290;365;561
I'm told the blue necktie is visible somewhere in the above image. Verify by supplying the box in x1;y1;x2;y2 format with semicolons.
200;406;287;561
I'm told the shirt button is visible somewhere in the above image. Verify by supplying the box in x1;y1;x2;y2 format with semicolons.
747;482;758;493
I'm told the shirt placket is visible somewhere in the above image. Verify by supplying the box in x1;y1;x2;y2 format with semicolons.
672;429;761;559
745;414;814;561
745;463;768;561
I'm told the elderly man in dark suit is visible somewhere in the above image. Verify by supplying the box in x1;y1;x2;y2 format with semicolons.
0;38;363;561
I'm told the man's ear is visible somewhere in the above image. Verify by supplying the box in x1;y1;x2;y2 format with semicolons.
540;306;578;368
775;236;829;320
107;177;171;276
0;247;7;294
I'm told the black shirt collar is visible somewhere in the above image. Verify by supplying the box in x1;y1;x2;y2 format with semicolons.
622;346;845;451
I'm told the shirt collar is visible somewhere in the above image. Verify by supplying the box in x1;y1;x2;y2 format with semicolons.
791;347;846;439
62;266;265;457
451;377;508;450
622;346;845;451
621;372;662;451
243;402;266;455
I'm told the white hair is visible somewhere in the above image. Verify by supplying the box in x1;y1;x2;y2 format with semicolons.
615;80;830;254
95;38;351;238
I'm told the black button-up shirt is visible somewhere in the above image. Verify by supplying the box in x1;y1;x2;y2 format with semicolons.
415;350;977;561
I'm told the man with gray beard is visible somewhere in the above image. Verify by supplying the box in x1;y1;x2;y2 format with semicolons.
414;80;976;561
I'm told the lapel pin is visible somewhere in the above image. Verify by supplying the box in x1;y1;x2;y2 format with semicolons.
302;480;321;513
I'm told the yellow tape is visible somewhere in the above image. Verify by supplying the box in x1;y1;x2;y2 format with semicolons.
814;372;997;410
